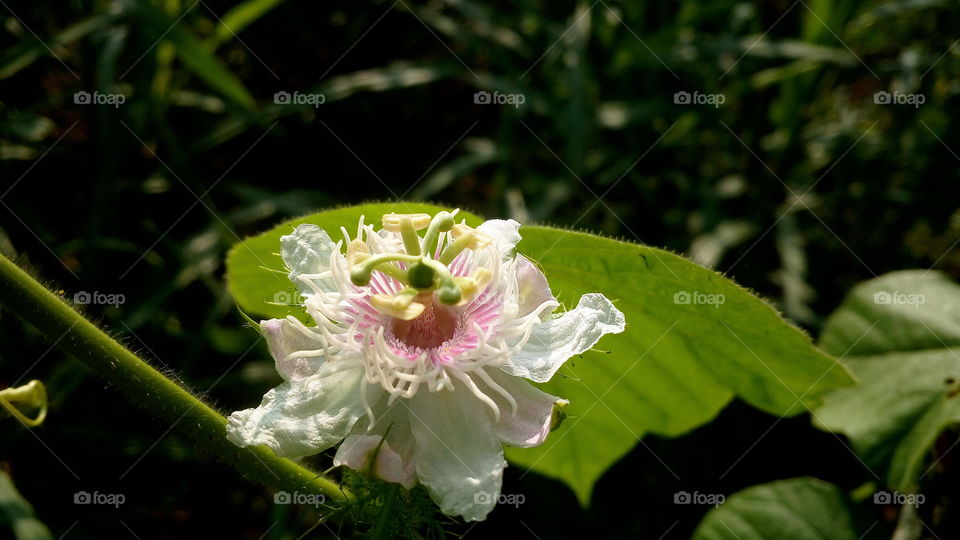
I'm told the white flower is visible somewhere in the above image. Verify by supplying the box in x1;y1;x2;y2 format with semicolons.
227;210;625;521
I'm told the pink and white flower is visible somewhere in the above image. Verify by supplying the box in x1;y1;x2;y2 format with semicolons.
226;210;624;521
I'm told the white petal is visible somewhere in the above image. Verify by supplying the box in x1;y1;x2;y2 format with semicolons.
477;219;521;260
503;293;626;383
281;224;337;294
515;255;557;318
407;389;506;521
482;368;567;448
261;318;326;381
226;366;369;458
334;402;417;489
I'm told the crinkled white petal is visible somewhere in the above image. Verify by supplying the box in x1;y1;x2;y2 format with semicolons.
477;219;521;260
407;388;506;522
482;368;566;448
515;255;557;318
226;365;370;458
334;401;417;489
281;224;337;294
261;318;326;381
502;293;626;383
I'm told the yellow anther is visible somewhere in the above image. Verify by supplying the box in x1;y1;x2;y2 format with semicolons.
449;223;471;237
381;213;432;232
370;294;425;320
440;225;493;264
452;225;492;248
454;269;492;304
347;239;369;265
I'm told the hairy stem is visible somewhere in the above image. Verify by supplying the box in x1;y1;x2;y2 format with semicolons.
0;253;351;503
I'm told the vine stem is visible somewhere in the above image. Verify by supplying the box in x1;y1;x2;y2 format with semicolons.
0;253;352;503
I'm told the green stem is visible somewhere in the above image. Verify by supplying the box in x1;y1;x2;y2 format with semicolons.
0;253;352;504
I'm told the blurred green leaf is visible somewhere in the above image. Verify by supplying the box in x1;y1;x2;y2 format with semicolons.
1;115;54;143
206;0;287;49
193;61;458;151
0;470;53;540
504;227;854;504
816;270;960;490
691;477;884;540
0;14;116;79
129;1;257;110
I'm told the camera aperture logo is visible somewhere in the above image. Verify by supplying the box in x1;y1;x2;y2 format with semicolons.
873;290;924;308
74;291;125;308
474;90;525;108
874;490;924;508
674;90;725;108
74;90;125;108
274;91;326;108
473;491;525;508
674;491;725;507
272;290;306;305
274;490;326;508
673;290;725;308
873;90;924;108
74;491;125;508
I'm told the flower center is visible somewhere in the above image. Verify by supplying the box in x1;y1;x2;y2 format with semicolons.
351;211;494;323
389;294;459;349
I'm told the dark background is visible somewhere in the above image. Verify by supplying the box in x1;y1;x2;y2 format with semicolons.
1;0;959;537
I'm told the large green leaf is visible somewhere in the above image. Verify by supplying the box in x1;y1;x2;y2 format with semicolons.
504;227;852;503
815;270;960;490
225;204;853;505
691;477;884;540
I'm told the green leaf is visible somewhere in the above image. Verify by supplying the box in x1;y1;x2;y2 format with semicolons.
129;1;257;110
206;0;287;50
815;270;960;491
225;206;853;506
226;203;483;321
691;477;885;540
0;470;53;540
504;227;853;504
0;14;117;80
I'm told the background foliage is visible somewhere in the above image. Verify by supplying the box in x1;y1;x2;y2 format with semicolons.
2;0;960;538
